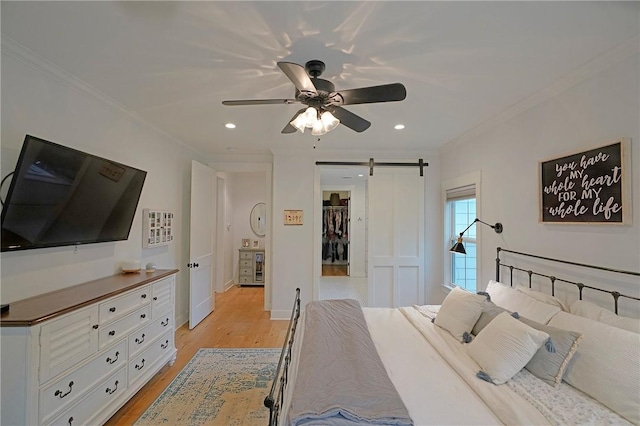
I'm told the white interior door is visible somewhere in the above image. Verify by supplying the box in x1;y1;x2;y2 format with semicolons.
368;168;425;307
189;160;216;329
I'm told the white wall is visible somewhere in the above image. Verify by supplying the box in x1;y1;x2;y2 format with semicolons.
0;43;216;327
271;150;441;318
439;53;640;316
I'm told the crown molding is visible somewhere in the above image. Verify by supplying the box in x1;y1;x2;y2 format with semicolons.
440;34;640;155
1;36;207;158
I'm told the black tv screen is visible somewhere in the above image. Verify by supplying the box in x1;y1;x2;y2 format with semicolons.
1;135;147;252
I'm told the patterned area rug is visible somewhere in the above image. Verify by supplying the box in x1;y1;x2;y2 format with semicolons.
135;348;280;426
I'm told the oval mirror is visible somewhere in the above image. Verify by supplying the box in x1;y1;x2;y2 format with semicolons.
250;202;266;237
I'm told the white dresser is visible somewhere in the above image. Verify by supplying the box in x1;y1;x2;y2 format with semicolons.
0;269;178;426
238;248;265;286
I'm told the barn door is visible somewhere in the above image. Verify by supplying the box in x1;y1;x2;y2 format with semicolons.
368;168;425;307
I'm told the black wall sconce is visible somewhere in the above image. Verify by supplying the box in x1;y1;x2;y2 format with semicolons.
449;218;503;255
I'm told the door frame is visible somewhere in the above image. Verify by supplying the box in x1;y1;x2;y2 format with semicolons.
210;162;273;311
313;165;368;301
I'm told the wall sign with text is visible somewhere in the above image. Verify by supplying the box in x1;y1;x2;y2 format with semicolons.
283;210;304;225
539;140;631;224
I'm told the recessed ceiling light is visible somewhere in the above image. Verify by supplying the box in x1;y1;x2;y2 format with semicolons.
358;174;364;177
225;123;236;129
394;124;405;130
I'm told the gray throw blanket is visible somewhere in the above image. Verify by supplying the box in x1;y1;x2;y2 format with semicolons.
287;299;413;426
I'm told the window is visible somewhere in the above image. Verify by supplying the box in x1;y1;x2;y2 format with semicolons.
446;184;477;292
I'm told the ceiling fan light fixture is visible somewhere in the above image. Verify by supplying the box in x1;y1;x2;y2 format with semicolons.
303;106;317;127
311;117;328;136
290;110;309;133
321;111;340;132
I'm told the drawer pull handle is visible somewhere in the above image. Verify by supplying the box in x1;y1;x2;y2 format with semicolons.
153;297;158;301
161;340;169;349
68;416;74;426
135;359;145;370
109;307;116;313
92;324;99;329
161;318;169;327
141;294;147;299
108;330;116;336
135;334;146;344
54;381;74;398
106;351;120;364
105;380;119;395
140;313;147;319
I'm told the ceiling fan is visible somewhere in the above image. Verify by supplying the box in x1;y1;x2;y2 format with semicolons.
222;60;407;135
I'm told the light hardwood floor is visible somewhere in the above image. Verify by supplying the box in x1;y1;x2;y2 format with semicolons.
105;285;289;425
322;264;348;276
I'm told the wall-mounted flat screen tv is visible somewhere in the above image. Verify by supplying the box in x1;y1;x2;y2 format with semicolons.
1;135;147;252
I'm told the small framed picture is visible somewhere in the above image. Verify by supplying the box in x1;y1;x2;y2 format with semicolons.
242;238;250;248
252;240;260;249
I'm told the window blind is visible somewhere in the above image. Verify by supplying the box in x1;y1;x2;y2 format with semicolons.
445;184;476;201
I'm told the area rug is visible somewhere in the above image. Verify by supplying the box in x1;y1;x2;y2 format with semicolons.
135;348;280;426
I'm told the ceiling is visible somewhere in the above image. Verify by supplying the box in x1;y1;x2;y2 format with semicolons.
1;1;638;158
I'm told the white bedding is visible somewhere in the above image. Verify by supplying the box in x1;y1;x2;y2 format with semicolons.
281;304;631;426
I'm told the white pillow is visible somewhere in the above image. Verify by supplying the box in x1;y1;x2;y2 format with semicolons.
570;300;640;334
486;280;561;324
434;287;486;342
467;312;549;385
515;284;569;312
548;311;640;424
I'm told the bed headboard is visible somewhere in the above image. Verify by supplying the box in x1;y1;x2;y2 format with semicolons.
495;247;640;315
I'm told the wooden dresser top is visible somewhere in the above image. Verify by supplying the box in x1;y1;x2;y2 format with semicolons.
0;269;179;327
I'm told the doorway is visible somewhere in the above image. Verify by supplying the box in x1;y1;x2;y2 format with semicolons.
316;167;368;305
322;190;350;277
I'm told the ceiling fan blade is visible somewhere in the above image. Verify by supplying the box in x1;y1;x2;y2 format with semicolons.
282;109;306;134
334;83;406;105
277;62;317;95
222;99;298;106
327;106;371;132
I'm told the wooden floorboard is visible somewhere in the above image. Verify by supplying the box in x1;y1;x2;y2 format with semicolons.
105;285;288;425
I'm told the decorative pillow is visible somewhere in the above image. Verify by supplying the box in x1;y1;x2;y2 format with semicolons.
467;312;549;385
548;311;640;424
486;280;561;324
570;300;640;334
434;287;486;342
471;301;508;336
518;317;582;387
515;284;569;312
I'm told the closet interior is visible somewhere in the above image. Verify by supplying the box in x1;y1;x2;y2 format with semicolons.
322;191;349;276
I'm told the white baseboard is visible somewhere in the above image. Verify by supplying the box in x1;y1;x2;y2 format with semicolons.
270;310;292;320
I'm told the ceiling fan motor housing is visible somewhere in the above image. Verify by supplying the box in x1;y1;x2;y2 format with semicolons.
305;60;326;78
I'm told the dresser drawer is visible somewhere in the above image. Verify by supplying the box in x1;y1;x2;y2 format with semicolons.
152;276;174;317
39;306;99;383
239;276;252;284
40;339;127;424
239;267;252;276
128;312;173;358
239;259;252;267
239;251;253;260
129;330;174;387
45;367;127;426
99;286;151;325
99;306;150;350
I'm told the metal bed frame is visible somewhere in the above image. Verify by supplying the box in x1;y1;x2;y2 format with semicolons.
264;287;301;426
264;249;639;425
496;247;640;314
